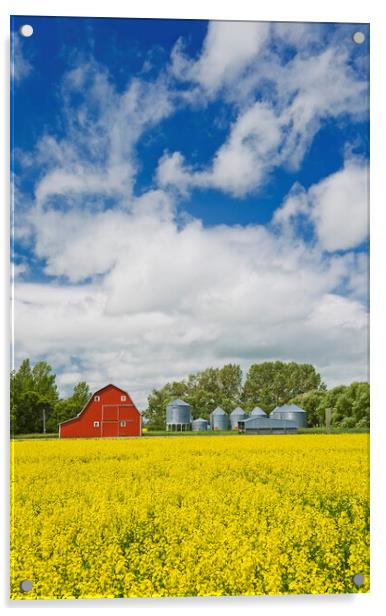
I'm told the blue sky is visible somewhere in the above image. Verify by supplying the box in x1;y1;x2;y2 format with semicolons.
11;17;369;406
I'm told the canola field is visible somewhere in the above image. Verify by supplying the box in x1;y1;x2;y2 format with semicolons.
10;434;369;599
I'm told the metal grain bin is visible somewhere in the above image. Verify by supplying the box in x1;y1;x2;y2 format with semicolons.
270;404;307;428
191;417;208;432
230;406;247;430
166;399;192;431
251;406;267;417
210;407;228;431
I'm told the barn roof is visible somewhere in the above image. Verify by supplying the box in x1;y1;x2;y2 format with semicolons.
58;384;132;426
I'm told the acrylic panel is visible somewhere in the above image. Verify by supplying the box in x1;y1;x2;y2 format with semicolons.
10;16;370;600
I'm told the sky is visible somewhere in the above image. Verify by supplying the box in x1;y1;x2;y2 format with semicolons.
10;16;369;408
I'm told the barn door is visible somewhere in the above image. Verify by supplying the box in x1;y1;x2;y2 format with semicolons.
101;421;118;437
102;405;119;436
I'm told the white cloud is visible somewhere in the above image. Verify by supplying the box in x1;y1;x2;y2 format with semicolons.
11;36;32;85
12;26;369;407
33;62;174;206
157;102;283;196
15;190;368;406
309;160;369;251
161;32;368;197
172;21;270;95
273;158;369;252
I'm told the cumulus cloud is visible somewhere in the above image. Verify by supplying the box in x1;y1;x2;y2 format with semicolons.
12;23;369;406
11;36;32;85
273;157;369;252
33;62;174;206
15;185;368;405
171;21;270;95
160;28;368;197
158;102;283;196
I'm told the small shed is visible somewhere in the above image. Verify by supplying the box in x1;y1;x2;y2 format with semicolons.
238;416;298;434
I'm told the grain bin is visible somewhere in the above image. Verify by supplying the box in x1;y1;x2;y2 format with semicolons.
210;407;228;431
251;406;267;417
230;406;247;430
192;418;208;432
270;404;307;428
166;399;192;431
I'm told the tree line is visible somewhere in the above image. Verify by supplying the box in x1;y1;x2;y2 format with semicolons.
144;361;369;430
10;358;370;434
10;359;90;435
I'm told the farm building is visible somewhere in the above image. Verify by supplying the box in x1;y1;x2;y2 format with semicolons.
59;384;141;438
250;406;267;417
238;416;298;434
191;418;208;431
210;407;228;430
230;406;247;430
166;399;192;431
270;404;307;428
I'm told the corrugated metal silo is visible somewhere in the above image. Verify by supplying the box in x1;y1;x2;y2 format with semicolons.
251;406;267;417
210;407;228;430
166;399;192;431
191;417;208;431
270;404;307;428
230;406;247;430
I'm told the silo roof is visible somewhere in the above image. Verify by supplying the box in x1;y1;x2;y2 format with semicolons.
251;406;266;416
168;399;190;406
192;417;207;423
231;406;245;415
212;406;226;415
271;404;306;414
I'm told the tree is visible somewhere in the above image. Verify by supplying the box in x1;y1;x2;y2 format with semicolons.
242;361;323;413
292;382;370;428
10;359;59;435
144;364;243;428
290;389;328;427
145;381;189;430
47;381;91;432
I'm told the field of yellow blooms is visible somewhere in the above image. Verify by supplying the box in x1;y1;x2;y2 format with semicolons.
10;434;369;599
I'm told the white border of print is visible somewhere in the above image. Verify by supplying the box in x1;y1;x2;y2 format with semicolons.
1;2;384;616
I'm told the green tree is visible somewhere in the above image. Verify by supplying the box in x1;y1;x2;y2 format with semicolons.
242;361;322;413
144;364;242;428
47;381;91;432
145;381;189;429
290;389;328;427
10;359;59;435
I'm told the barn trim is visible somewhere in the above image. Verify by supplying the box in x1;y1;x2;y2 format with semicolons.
59;384;133;425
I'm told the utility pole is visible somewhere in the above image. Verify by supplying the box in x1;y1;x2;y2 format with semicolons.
42;408;46;434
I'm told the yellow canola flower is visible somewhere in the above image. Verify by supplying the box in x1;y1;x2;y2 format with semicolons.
10;434;369;599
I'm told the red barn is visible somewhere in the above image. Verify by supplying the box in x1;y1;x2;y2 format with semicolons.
59;384;141;438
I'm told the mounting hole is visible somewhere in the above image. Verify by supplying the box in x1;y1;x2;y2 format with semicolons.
352;573;364;587
20;24;34;38
352;31;365;45
20;579;33;592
